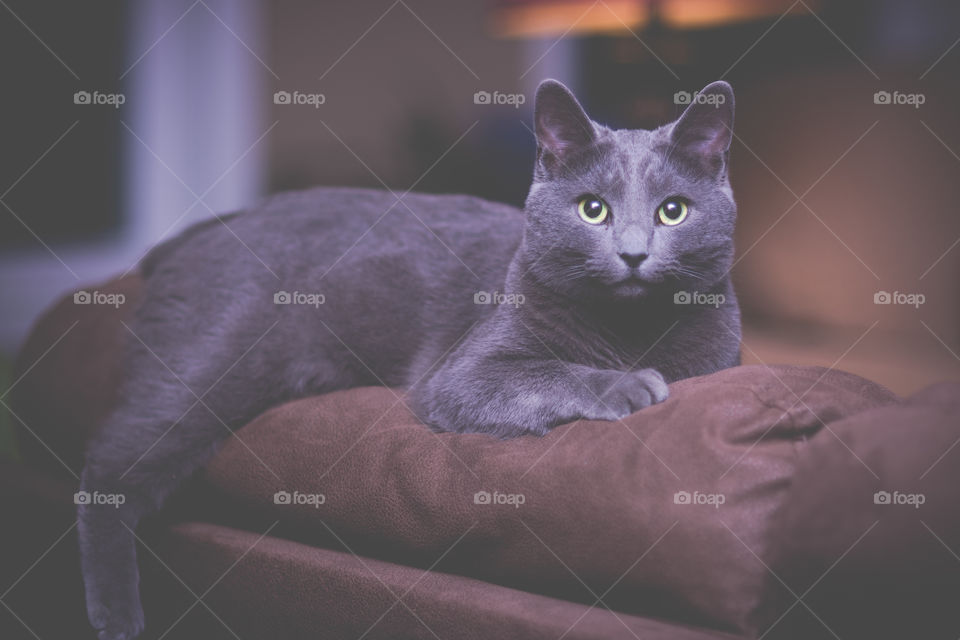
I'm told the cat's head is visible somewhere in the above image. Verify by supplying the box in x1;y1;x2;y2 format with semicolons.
521;79;736;303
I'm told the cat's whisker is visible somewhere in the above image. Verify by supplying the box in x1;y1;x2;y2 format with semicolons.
674;267;709;281
553;263;590;284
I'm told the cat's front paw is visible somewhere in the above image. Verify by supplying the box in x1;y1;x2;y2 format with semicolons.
584;368;669;420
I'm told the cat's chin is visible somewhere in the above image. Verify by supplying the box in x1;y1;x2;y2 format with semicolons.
609;279;653;299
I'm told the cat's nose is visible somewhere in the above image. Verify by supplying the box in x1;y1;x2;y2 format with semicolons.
619;252;648;268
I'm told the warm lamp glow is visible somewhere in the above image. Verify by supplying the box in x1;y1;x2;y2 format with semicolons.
661;0;811;28
493;0;650;38
492;0;817;37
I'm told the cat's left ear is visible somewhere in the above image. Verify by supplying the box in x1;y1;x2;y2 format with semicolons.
670;81;734;176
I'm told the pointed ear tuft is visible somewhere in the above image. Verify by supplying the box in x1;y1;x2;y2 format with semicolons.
534;80;596;172
670;81;735;176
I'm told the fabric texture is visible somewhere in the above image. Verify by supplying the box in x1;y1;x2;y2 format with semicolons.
196;365;894;634
761;381;960;637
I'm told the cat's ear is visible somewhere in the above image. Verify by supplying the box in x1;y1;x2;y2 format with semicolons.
670;81;734;176
534;80;597;174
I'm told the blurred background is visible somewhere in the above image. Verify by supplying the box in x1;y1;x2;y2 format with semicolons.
2;0;959;434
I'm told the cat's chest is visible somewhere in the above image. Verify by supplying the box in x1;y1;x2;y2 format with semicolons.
524;314;665;371
523;303;734;377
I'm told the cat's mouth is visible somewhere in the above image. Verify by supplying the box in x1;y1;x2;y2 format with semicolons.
611;275;653;297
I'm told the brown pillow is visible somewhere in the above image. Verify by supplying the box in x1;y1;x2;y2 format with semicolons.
198;365;896;635
761;381;960;639
10;275;142;477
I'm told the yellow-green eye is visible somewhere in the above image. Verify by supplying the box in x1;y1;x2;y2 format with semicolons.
577;195;609;224
657;198;688;226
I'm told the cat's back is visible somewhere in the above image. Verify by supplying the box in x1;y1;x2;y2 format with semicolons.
141;186;523;281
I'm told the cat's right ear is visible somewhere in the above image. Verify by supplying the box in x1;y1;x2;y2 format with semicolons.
534;80;597;176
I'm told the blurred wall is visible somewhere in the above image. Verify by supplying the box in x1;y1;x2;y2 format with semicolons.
733;68;960;337
264;0;531;192
0;0;267;352
731;66;960;393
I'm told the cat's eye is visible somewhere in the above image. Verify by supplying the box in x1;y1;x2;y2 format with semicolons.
657;198;688;226
577;195;609;225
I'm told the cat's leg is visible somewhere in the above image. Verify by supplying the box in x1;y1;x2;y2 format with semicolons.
415;356;668;438
78;333;280;640
79;394;232;640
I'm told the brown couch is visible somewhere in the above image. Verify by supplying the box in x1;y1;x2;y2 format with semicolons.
3;275;959;639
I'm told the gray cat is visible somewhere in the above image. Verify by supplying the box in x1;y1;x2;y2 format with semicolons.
78;79;740;639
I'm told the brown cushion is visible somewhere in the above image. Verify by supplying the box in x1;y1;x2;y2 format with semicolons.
0;462;741;640
760;381;960;638
197;365;896;635
9;275;141;478
149;521;743;640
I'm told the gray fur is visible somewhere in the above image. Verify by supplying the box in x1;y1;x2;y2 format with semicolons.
78;80;740;639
